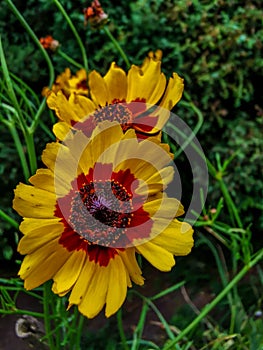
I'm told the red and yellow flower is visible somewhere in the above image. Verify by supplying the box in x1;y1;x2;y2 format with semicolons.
42;68;88;98
13;122;193;318
45;51;184;139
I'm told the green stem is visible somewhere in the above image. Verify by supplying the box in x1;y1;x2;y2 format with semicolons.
0;308;44;318
218;179;243;229
198;235;235;328
163;247;263;349
146;299;175;340
173;92;204;159
0;36;27;133
57;49;84;70
5;0;55;135
24;131;37;175
9;71;40;105
165;121;217;178
203;226;230;248
6;0;54;89
7;122;30;180
103;26;130;69
30;98;47;133
0;209;19;229
74;312;85;350
166;121;242;229
117;308;129;350
53;0;89;72
131;301;149;350
43;283;56;350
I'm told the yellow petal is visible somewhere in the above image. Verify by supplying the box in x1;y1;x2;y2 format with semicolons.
29;169;55;193
141;50;163;71
105;255;128;317
13;183;56;218
18;220;63;254
160;73;184;110
114;137;172;183
84;122;124;168
19;217;61;235
68;258;96;306
136;167;174;196
53;122;72;141
41;142;78;195
150;220;194;255
41;142;59;170
68;93;96;119
52;250;86;296
143;197;184;220
47;91;79;124
19;241;68;290
89;70;109;106
104;62;128;103
118;248;144;286
127;60;166;104
136;241;175;271
78;263;109;318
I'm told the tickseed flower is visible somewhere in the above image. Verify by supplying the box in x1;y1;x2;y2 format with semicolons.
39;35;60;52
83;0;109;29
42;68;88;98
46;51;184;140
13;122;193;319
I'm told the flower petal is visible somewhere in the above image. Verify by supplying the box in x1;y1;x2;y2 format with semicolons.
47;91;80;124
52;250;86;296
150;220;194;255
136;241;175;271
53;122;72;141
68;93;96;119
18;219;63;254
104;62;127;102
78;263;109;318
160;73;184;110
29;169;55;193
127;60;166;104
143;197;184;220
13;183;56;218
118;248;144;286
105;255;128;317
89;70;109;106
19;241;68;290
68;258;96;306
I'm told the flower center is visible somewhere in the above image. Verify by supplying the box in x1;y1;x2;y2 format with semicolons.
68;180;133;246
93;103;133;130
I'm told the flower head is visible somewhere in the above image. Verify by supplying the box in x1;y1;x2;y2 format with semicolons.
83;0;108;29
42;68;88;98
46;52;184;139
39;35;60;52
13;122;193;319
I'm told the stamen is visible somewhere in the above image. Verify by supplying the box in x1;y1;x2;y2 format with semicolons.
68;179;133;246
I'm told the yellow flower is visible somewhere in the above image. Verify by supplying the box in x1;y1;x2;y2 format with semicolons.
13;122;193;319
42;68;88;98
46;51;184;140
